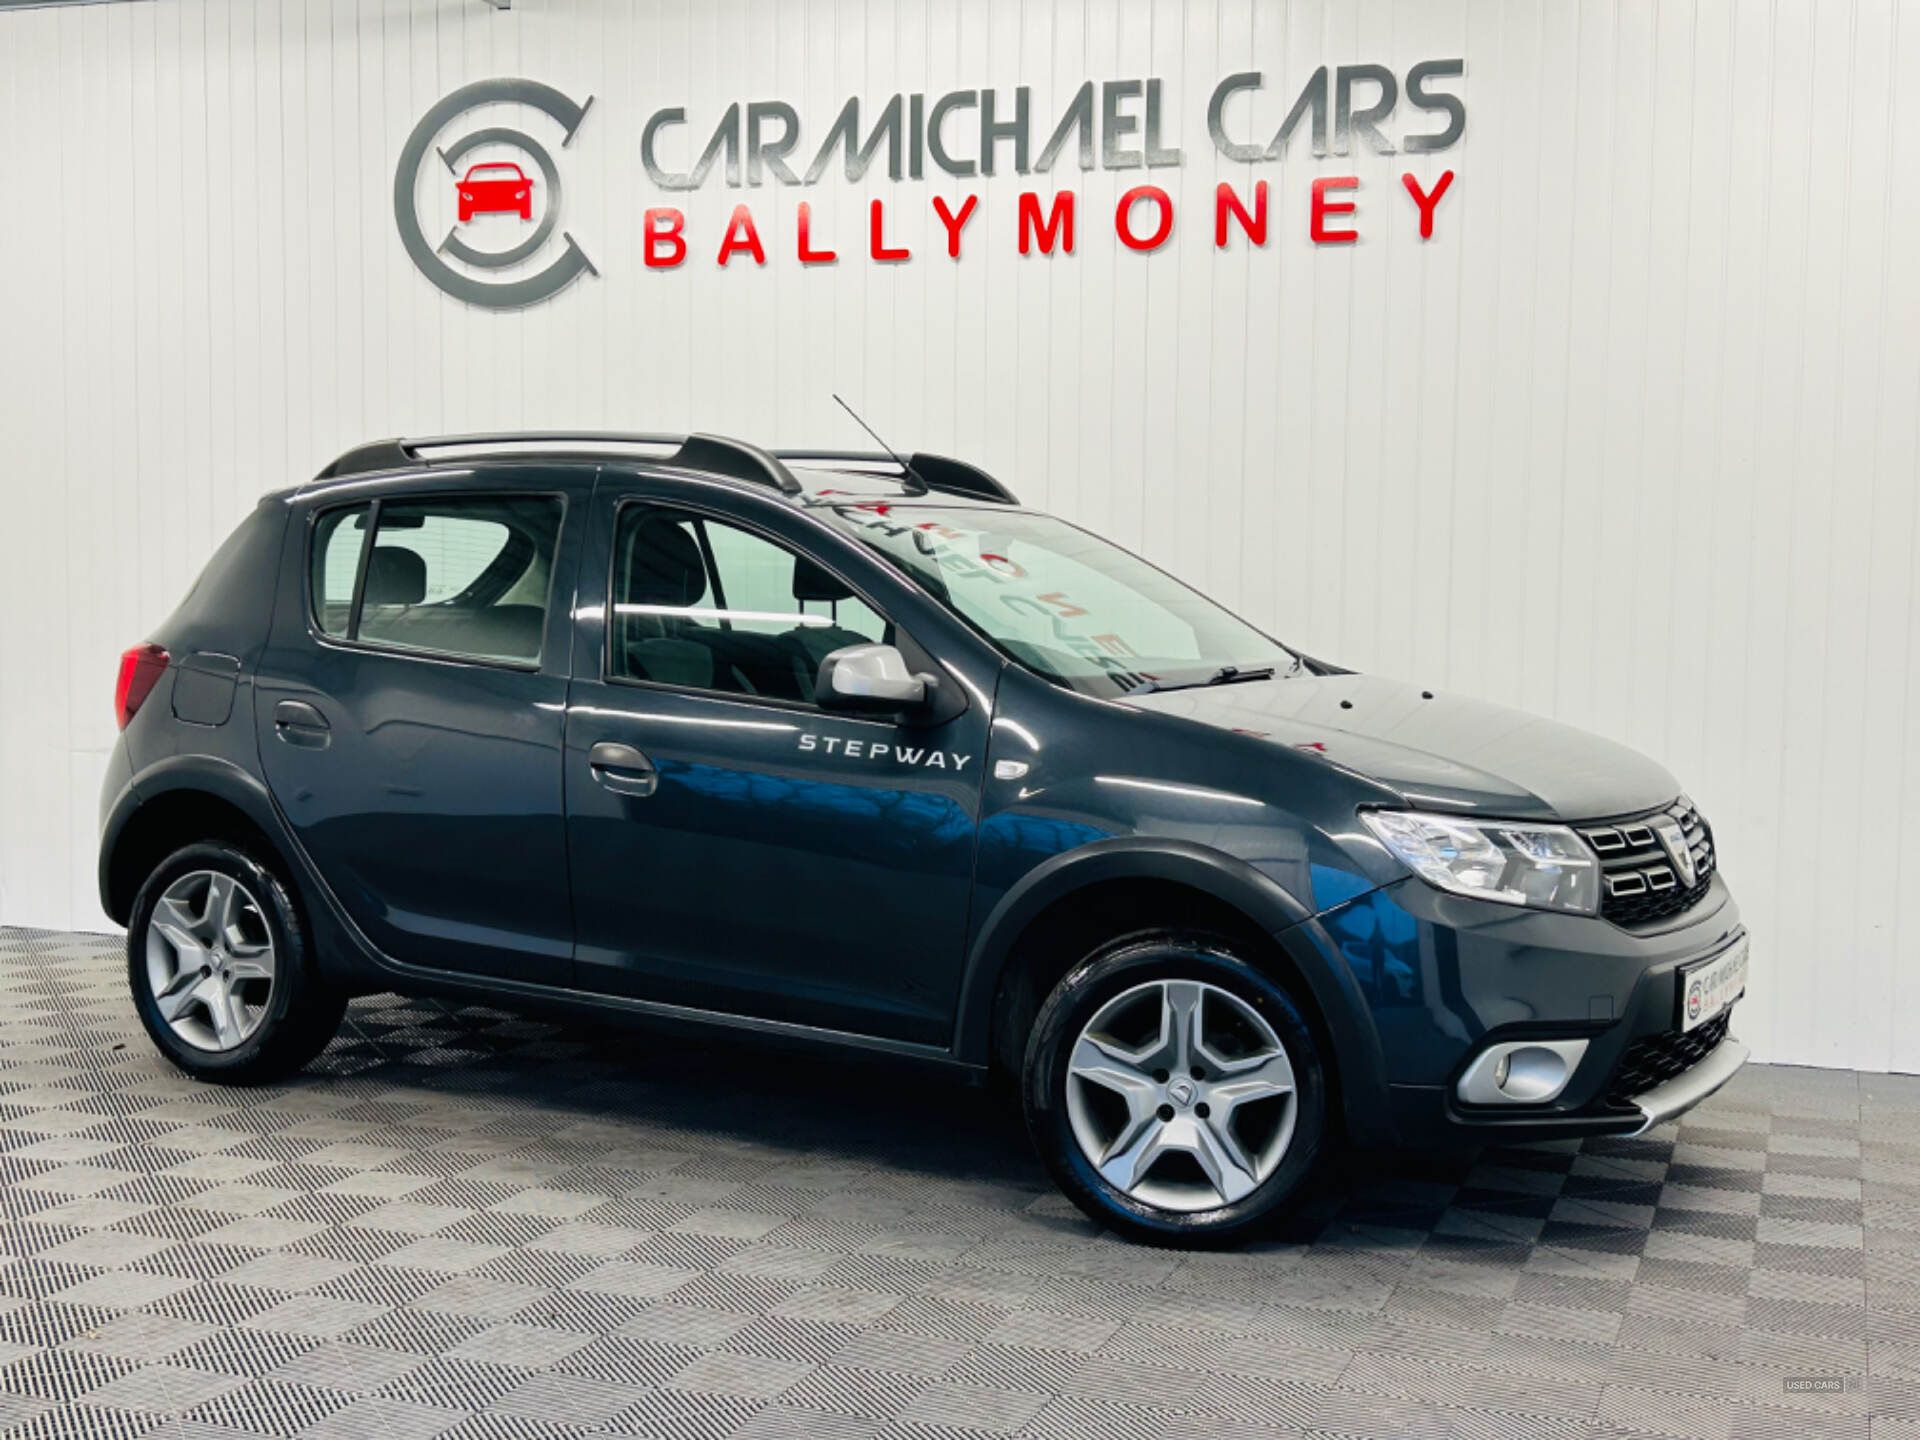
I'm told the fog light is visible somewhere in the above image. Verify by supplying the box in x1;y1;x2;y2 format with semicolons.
1456;1038;1589;1106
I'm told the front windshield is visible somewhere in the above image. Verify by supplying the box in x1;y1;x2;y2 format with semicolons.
822;504;1298;698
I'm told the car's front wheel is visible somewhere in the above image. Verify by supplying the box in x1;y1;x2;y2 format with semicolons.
1023;933;1326;1246
127;841;346;1084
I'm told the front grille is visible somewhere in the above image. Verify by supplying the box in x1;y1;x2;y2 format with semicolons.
1607;1010;1731;1107
1581;797;1716;926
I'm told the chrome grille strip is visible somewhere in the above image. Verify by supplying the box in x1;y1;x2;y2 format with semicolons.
1586;798;1718;925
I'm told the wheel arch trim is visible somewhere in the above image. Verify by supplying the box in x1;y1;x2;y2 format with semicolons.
99;756;379;988
100;756;291;922
951;837;1394;1140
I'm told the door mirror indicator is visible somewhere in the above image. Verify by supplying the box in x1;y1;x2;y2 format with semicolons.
817;643;932;715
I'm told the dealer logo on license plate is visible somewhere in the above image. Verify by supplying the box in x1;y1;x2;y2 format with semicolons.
1680;940;1748;1033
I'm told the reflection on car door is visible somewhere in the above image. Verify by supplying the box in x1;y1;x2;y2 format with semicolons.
563;483;991;1045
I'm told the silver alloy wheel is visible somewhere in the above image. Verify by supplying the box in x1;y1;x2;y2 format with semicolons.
1065;978;1297;1213
144;870;277;1053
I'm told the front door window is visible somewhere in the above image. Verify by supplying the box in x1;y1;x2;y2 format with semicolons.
610;504;886;703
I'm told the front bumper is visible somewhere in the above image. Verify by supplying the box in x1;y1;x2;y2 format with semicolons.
1328;872;1750;1145
1623;1030;1749;1135
1388;1014;1750;1145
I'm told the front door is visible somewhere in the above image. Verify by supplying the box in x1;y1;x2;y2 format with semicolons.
254;476;582;983
564;484;991;1045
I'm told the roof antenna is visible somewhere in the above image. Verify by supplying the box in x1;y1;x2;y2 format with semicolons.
833;393;929;496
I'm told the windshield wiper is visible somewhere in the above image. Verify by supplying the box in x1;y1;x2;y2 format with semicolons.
1127;664;1278;697
1206;665;1276;687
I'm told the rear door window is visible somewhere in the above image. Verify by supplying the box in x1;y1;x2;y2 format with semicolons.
311;495;564;665
377;513;513;602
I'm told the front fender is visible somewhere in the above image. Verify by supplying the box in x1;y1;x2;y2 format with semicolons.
950;837;1394;1141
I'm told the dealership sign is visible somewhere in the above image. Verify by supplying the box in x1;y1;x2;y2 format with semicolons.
397;64;1464;308
394;77;602;308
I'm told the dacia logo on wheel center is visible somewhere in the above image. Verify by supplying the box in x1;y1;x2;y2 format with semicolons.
1167;1078;1195;1106
394;78;599;310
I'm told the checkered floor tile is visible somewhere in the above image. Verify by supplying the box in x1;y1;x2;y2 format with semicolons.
3;926;1916;1439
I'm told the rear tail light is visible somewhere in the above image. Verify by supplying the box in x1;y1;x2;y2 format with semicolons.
115;643;169;730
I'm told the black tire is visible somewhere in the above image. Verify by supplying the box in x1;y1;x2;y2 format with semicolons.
127;841;346;1084
1022;931;1327;1247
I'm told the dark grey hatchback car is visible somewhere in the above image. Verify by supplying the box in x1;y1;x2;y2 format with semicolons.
99;432;1750;1244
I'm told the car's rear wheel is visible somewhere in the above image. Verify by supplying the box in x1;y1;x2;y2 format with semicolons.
128;841;345;1084
1023;932;1326;1246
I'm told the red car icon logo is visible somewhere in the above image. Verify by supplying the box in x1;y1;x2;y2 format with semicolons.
457;162;533;222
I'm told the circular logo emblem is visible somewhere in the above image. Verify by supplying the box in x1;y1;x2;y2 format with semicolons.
394;78;597;310
1686;978;1704;1022
1167;1078;1195;1107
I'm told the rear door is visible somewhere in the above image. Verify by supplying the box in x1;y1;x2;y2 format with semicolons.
563;476;993;1045
254;468;586;983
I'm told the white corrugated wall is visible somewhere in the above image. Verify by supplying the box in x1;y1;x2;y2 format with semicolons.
2;0;1916;1071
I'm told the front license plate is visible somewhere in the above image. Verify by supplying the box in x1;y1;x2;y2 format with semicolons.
1679;939;1748;1033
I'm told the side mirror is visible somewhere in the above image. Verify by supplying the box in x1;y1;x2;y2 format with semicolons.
817;643;932;715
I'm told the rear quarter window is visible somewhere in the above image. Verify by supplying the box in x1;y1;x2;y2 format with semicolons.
310;505;369;638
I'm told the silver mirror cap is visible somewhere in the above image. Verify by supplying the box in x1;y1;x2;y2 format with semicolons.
819;643;929;710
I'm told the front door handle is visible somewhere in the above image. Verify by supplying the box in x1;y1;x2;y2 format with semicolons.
588;741;657;797
273;700;331;749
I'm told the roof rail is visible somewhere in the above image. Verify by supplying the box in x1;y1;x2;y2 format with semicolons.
905;452;1018;504
775;448;898;466
671;434;803;496
774;448;1019;505
314;438;416;479
311;431;802;497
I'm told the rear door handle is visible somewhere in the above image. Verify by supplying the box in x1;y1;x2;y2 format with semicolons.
588;741;657;797
273;700;331;748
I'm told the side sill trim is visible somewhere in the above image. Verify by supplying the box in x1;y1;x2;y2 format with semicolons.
369;954;980;1072
1628;1034;1750;1136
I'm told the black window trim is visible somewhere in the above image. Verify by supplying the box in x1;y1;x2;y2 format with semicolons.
303;489;569;674
345;499;379;640
602;496;902;717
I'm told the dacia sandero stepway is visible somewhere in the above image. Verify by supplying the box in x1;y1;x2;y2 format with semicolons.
99;432;1749;1244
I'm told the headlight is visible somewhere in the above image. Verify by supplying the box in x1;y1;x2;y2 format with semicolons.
1361;810;1600;915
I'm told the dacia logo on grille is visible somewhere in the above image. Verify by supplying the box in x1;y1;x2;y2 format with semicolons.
1651;815;1697;888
